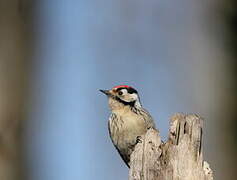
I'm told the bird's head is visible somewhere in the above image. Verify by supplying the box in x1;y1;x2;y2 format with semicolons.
100;85;141;110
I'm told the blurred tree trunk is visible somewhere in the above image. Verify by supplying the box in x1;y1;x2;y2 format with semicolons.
0;1;31;180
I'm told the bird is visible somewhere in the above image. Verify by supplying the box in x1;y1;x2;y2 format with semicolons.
100;85;156;167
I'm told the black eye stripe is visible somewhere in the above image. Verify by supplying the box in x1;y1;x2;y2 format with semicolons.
116;88;125;91
127;88;137;94
116;87;137;94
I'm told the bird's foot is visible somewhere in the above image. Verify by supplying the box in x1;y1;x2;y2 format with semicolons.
136;136;142;144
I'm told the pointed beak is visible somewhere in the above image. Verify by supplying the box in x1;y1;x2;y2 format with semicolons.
99;89;110;96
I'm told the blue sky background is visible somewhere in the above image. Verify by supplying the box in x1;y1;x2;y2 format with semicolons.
25;0;232;179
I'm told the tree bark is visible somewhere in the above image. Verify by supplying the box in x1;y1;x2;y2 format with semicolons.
129;113;213;180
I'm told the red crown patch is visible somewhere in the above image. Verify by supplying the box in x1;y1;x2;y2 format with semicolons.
113;85;131;89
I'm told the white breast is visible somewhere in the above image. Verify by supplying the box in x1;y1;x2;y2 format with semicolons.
109;108;147;149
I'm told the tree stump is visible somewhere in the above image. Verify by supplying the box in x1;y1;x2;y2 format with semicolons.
129;113;213;180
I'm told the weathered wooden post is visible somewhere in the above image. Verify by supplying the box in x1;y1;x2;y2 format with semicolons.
129;113;213;180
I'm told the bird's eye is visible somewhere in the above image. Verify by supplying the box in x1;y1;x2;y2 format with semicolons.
118;91;123;95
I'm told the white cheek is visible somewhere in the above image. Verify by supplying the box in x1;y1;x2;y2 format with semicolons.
121;89;127;94
130;93;138;101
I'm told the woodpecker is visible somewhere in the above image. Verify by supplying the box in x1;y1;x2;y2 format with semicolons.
100;85;156;167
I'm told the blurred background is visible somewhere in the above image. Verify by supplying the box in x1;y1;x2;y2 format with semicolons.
0;0;236;179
